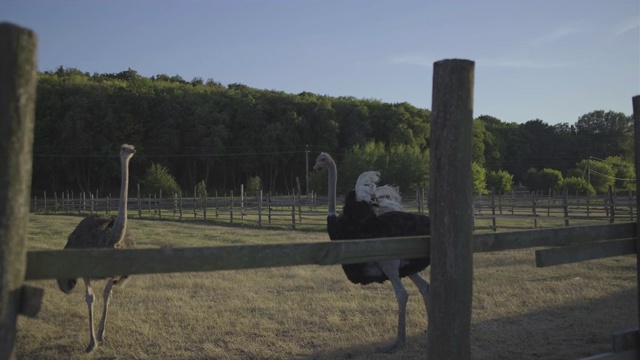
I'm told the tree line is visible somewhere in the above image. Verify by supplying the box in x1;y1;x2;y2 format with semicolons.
32;67;634;198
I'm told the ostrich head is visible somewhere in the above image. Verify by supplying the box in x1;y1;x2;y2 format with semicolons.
313;152;333;170
120;144;136;159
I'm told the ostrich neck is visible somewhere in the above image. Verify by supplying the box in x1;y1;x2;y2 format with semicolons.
111;156;130;243
327;158;337;216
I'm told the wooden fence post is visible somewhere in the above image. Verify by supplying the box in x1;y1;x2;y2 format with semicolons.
632;94;640;342
230;190;234;225
490;190;497;231
203;189;207;221
428;58;474;360
563;187;570;226
608;186;615;223
258;190;263;228
0;22;40;360
532;192;538;228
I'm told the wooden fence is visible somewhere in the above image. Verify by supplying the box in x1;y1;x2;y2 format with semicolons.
473;189;637;230
30;188;637;231
31;189;318;229
1;27;638;360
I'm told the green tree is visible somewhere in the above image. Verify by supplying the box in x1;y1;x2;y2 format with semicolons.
575;110;632;160
340;142;389;194
573;159;615;194
523;168;539;191
143;163;181;197
387;144;429;193
605;156;635;191
195;180;207;198
486;170;514;194
247;176;262;193
472;162;487;195
563;177;595;196
537;168;564;194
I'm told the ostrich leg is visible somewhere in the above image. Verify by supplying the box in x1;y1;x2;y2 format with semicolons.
409;273;431;327
97;278;115;343
377;260;408;353
83;278;98;353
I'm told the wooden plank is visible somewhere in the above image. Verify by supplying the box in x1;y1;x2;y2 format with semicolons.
0;22;37;360
612;327;639;353
25;236;430;280
535;239;636;268
474;222;635;253
25;222;637;280
428;58;475;360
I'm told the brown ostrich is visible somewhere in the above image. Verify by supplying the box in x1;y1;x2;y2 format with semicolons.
57;144;136;353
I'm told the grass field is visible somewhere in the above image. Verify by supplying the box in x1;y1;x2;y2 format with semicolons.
16;214;638;359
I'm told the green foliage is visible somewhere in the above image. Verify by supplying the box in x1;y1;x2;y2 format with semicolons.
563;177;596;196
472;162;487;195
537;168;564;193
486;170;514;194
523;168;539;191
605;156;635;191
339;141;429;195
575;110;632;160
195;180;207;198
340;142;389;193
573;159;615;194
30;67;632;197
143;163;181;197
247;176;262;192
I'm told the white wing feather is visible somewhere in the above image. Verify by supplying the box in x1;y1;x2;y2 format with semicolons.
355;171;403;214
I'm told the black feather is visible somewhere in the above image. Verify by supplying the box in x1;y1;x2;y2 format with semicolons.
328;190;430;285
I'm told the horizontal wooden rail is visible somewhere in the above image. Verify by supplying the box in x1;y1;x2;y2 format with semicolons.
26;236;430;280
473;222;635;252
25;222;636;280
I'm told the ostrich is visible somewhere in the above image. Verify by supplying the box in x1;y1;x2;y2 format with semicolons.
57;144;136;353
313;152;431;352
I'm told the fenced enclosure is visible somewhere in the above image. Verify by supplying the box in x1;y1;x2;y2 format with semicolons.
1;24;639;360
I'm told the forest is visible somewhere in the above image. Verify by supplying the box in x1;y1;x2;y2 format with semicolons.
32;67;634;198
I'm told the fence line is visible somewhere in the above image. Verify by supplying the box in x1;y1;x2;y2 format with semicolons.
31;188;637;230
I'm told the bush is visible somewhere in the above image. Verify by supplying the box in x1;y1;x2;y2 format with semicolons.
486;170;514;194
538;168;564;194
195;180;207;198
247;176;262;193
573;159;615;193
143;162;181;197
563;177;595;196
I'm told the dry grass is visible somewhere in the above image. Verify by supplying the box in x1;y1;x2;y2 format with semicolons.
16;214;638;359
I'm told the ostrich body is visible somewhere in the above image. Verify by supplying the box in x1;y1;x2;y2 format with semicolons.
314;152;431;352
57;144;135;353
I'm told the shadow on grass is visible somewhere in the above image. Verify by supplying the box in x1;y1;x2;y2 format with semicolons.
306;287;637;360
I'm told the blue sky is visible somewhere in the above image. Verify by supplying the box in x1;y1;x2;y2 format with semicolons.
2;0;639;125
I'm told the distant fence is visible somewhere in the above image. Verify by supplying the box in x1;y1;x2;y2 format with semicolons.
31;189;312;229
30;185;430;230
31;187;636;230
473;188;636;230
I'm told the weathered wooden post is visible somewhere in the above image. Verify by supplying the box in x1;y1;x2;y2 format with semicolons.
0;22;40;360
428;59;474;360
632;94;640;347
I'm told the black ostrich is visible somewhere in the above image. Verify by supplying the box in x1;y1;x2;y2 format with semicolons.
313;152;431;352
57;144;136;353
